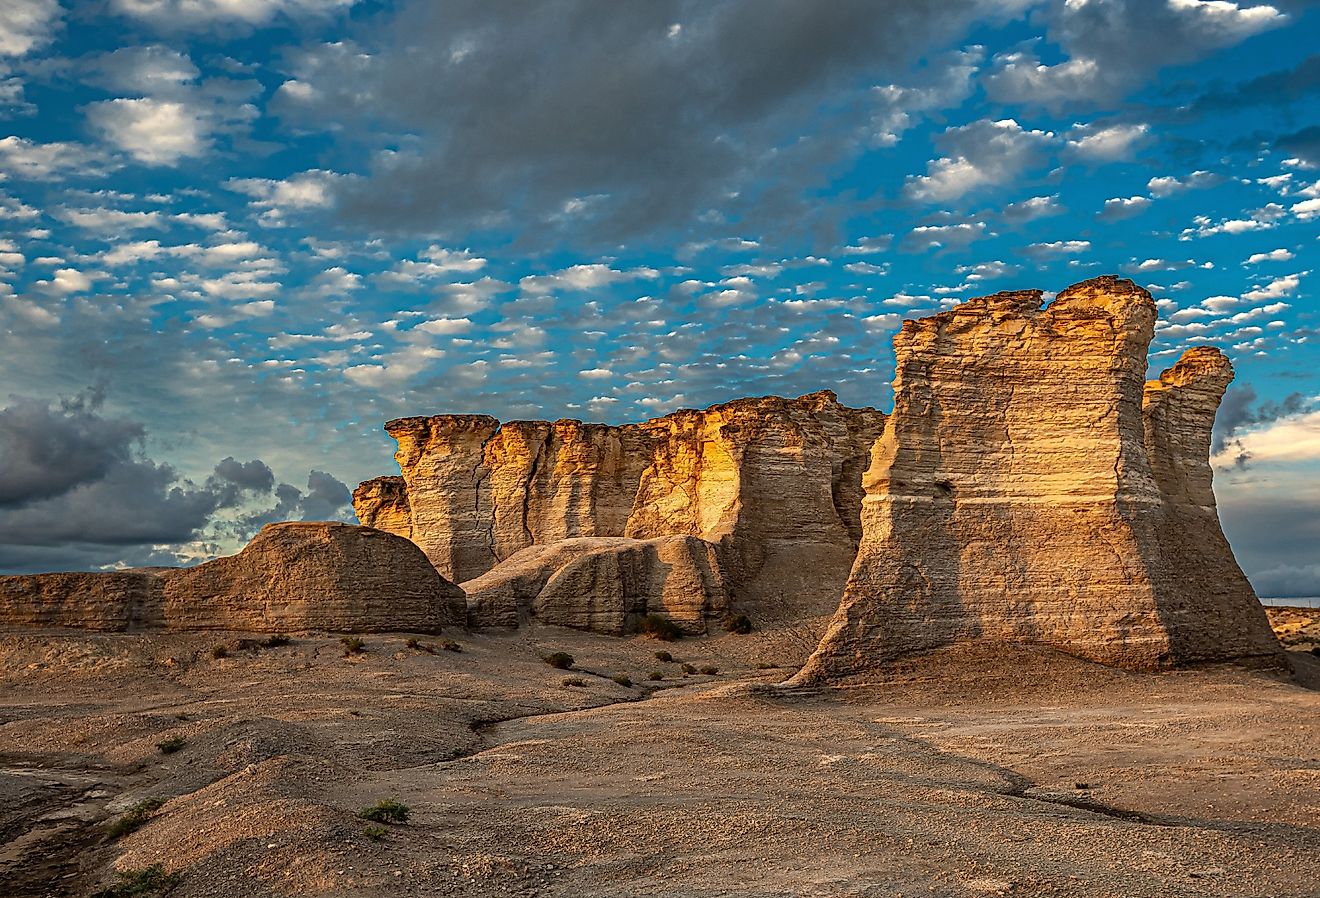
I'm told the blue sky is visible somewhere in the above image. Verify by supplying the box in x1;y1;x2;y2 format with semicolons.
0;0;1316;593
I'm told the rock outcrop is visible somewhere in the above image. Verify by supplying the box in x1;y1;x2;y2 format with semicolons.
462;535;729;634
0;523;465;634
796;277;1281;680
351;477;412;540
356;391;885;625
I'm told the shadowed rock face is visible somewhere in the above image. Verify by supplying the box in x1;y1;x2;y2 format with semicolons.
351;476;412;540
358;391;885;622
796;277;1281;680
0;523;465;634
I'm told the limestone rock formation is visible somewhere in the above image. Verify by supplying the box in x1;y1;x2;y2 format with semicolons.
796;276;1281;680
0;523;465;634
351;476;412;540
163;522;467;632
463;535;729;634
0;571;164;631
356;391;884;624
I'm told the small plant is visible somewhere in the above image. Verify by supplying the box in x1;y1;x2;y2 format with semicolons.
156;737;186;755
722;613;753;635
647;671;663;681
360;798;410;824
405;637;421;649
610;674;633;687
681;663;697;674
639;613;681;641
653;650;673;663
543;651;574;670
261;633;291;648
755;662;776;670
561;676;587;687
341;635;365;656
699;665;719;676
439;637;462;652
210;644;228;659
106;798;165;839
91;864;180;898
363;824;388;841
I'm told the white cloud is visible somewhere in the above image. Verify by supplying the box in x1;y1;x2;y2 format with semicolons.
1099;195;1152;220
867;48;981;147
1065;123;1149;161
0;136;115;180
226;169;347;225
109;0;357;27
54;207;164;232
904;119;1053;203
1243;272;1303;302
1245;248;1293;264
1291;198;1320;220
901;221;987;253
1148;170;1220;196
1001;194;1062;224
519;263;659;294
414;317;472;335
85;98;208;165
1023;240;1091;259
1212;408;1320;466
0;0;61;58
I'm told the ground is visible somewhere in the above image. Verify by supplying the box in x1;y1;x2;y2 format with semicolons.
1;612;1318;898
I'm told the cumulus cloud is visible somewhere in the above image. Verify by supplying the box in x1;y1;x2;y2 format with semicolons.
1098;195;1152;220
904;118;1054;203
0;0;61;58
85;97;209;164
108;0;357;28
0;136;116;180
1064;122;1149;161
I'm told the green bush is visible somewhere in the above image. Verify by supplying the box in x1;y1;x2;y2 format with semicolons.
639;614;681;641
653;650;673;663
91;864;180;898
106;798;165;839
610;674;633;687
360;798;410;824
680;663;697;674
543;651;574;670
340;636;365;655
647;671;663;681
156;737;186;755
363;824;388;841
722;613;753;635
699;665;719;676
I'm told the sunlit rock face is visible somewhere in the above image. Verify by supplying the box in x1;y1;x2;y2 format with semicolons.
796;276;1282;681
356;391;885;627
351;476;412;541
0;523;465;634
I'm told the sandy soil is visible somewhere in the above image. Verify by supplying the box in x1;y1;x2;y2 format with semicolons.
1;620;1317;898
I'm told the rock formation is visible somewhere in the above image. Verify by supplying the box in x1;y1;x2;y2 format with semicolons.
356;391;885;627
351;476;412;540
463;535;728;634
796;277;1282;680
0;523;465;634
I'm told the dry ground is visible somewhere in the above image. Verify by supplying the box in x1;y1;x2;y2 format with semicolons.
1;614;1317;898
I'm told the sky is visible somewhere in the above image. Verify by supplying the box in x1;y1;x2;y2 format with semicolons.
0;0;1316;594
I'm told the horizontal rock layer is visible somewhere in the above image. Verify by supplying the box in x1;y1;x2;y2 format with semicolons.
0;523;465;634
357;390;884;623
798;276;1281;680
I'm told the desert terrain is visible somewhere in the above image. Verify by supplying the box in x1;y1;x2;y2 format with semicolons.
3;613;1317;898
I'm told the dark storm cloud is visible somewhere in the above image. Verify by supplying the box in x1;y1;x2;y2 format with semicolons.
278;0;1007;246
1275;125;1320;167
1181;53;1320;116
0;394;353;573
1218;494;1320;598
1212;384;1314;466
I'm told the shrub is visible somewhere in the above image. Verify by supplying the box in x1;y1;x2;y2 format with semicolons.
156;737;186;755
653;650;673;663
647;671;663;681
639;614;681;641
756;662;776;670
260;633;291;648
341;636;365;656
722;613;753;635
699;665;719;676
405;637;421;649
363;824;388;841
106;798;165;839
680;663;697;674
610;674;633;687
91;864;180;898
210;644;228;659
439;638;461;652
561;677;587;688
360;798;410;824
543;651;574;670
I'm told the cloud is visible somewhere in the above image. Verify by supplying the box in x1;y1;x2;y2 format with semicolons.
108;0;357;28
1023;239;1091;259
1098;195;1153;220
1064;122;1149;161
900;220;988;253
1275;124;1320;168
0;0;61;58
903;118;1053;203
1000;194;1063;225
983;0;1287;108
1245;248;1293;264
1212;384;1316;463
1147;170;1223;196
226;169;349;225
0;136;116;180
85;97;209;165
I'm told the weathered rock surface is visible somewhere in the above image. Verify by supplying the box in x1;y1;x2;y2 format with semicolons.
357;391;884;624
0;571;164;631
0;523;465;634
462;536;729;634
797;277;1281;680
351;476;412;540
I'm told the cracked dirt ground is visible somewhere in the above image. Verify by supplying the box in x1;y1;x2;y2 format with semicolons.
1;623;1318;898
